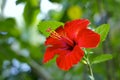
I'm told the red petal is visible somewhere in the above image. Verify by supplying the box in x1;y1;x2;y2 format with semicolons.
45;37;66;48
56;45;84;71
43;46;68;63
77;29;100;48
64;19;90;40
43;47;57;63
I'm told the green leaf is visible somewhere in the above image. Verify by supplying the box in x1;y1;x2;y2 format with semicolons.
95;24;110;41
91;54;113;64
38;21;64;37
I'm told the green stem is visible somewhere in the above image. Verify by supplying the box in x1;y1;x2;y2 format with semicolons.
84;49;94;80
86;56;94;80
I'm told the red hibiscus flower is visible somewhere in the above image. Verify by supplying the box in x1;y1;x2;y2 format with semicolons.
43;19;100;71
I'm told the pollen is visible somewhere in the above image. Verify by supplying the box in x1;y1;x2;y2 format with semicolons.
46;27;61;40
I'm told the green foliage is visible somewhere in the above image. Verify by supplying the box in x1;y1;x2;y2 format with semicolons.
16;0;27;4
49;0;62;3
0;18;20;37
91;54;113;64
0;18;16;32
95;24;110;42
49;10;63;21
38;21;64;37
23;0;40;26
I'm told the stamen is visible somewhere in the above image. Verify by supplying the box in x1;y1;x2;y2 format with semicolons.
46;27;75;47
46;27;61;40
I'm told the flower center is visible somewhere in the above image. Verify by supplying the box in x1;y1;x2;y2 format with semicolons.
66;41;76;50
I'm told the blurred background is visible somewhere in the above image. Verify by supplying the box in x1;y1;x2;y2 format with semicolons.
0;0;120;80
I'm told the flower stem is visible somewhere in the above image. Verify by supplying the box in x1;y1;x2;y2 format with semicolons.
86;56;94;80
84;49;94;80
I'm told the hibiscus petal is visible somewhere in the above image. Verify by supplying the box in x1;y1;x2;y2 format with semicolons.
43;46;69;63
56;45;84;70
55;50;69;69
77;29;100;48
45;37;66;48
64;19;90;40
43;47;57;63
